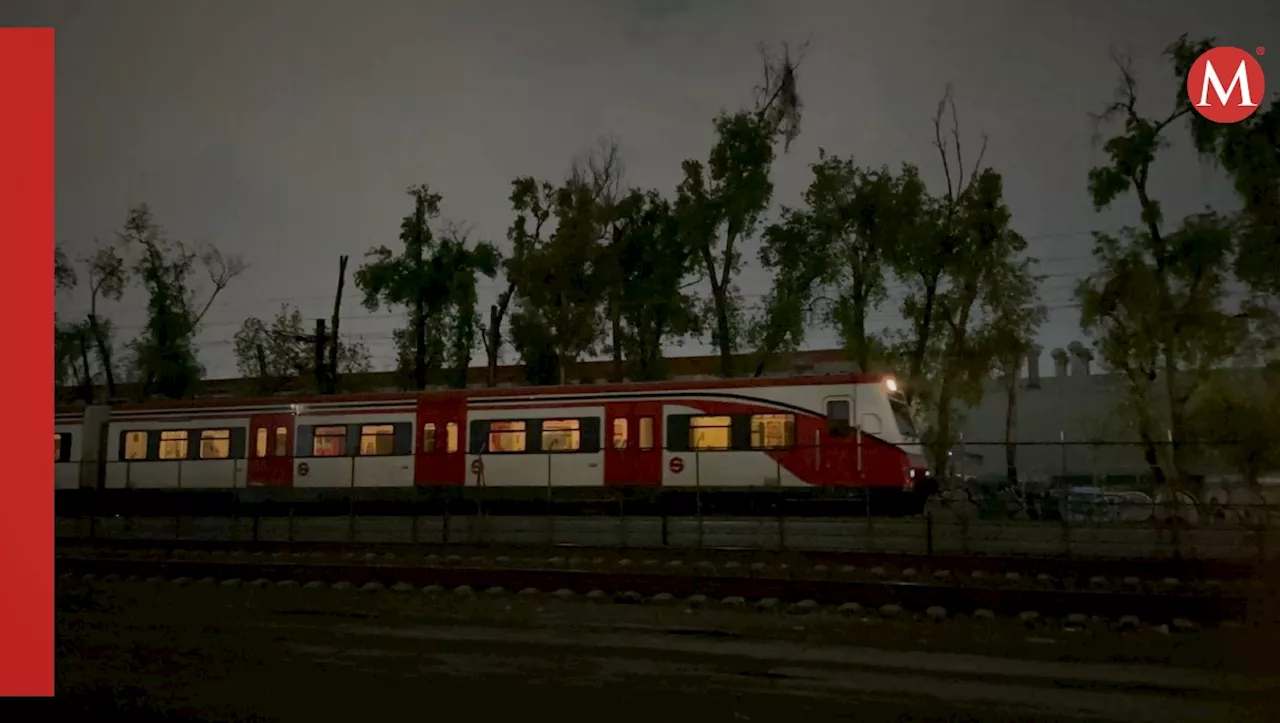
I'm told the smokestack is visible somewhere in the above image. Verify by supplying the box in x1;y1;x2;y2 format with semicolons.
1051;348;1069;378
1068;341;1092;377
1026;344;1042;389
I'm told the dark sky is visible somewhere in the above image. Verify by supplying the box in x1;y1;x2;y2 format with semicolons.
17;0;1278;378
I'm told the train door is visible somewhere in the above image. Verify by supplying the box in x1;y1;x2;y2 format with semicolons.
247;412;295;486
604;401;662;486
415;397;466;485
821;395;857;485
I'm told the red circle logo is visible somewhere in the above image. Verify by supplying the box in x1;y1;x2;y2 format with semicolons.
1187;46;1266;124
668;457;684;474
470;459;483;474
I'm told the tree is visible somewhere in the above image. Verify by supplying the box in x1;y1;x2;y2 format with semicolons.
755;153;923;374
984;269;1047;486
1168;36;1280;304
1185;364;1280;488
888;88;1037;480
120;204;245;400
233;303;371;394
79;241;128;399
505;174;609;385
1076;48;1255;488
356;185;499;389
676;43;805;377
611;189;703;380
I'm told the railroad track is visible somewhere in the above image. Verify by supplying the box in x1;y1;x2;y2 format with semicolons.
58;538;1271;594
57;551;1256;625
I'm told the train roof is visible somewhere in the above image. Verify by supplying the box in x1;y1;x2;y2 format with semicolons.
57;372;891;415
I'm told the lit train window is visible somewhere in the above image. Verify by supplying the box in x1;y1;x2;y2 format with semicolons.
689;416;731;451
542;419;580;453
423;423;438;453
313;426;346;457
54;434;62;462
638;417;654;451
200;429;231;459
487;421;526;453
275;427;289;456
445;422;458;453
255;428;268;457
612;418;628;450
750;414;795;449
359;425;395;456
124;431;148;460
159;430;188;460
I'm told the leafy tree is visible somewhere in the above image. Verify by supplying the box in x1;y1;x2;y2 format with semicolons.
755;153;923;374
985;271;1047;486
1185;364;1280;487
888;88;1039;479
233;303;372;394
79;241;128;399
676;44;804;377
1076;49;1255;488
611;189;703;380
505;174;608;385
1168;36;1280;303
356;185;499;389
119;204;245;400
54;246;84;395
52;242;128;400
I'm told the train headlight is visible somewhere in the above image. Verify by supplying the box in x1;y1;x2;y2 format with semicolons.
885;377;898;393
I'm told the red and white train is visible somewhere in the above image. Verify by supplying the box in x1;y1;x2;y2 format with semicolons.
55;374;925;494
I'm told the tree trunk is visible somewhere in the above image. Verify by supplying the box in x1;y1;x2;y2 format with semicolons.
711;284;734;378
851;286;869;373
610;293;624;382
77;330;94;404
86;313;116;400
1004;364;1018;486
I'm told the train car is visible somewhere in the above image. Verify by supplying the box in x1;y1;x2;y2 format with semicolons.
54;373;927;504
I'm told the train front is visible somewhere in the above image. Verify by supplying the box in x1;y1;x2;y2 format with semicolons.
882;377;930;493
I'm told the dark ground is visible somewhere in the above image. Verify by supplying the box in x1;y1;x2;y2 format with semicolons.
50;580;1280;722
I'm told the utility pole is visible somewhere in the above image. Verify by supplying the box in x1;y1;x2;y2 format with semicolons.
329;255;348;394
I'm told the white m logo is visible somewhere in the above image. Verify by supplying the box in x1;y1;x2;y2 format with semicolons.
1197;59;1259;108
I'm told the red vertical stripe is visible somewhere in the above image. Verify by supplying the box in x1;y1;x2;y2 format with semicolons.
0;27;55;697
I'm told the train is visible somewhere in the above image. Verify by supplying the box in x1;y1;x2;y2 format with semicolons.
55;373;930;513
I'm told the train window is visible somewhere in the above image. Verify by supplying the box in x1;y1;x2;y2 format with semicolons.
689;416;732;451
445;422;459;453
255;428;268;458
638;417;654;451
200;429;231;459
750;414;795;449
487;421;526;453
274;427;289;456
423;423;438;453
826;399;851;435
612;418;628;450
159;430;188;460
359;425;396;456
313;425;346;457
542;419;581;453
124;431;148;460
860;413;883;436
54;434;62;462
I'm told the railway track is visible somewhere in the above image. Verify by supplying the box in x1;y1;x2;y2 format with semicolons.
58;538;1272;593
57;547;1258;625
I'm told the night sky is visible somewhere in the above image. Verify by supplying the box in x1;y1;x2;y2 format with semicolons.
16;0;1278;378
